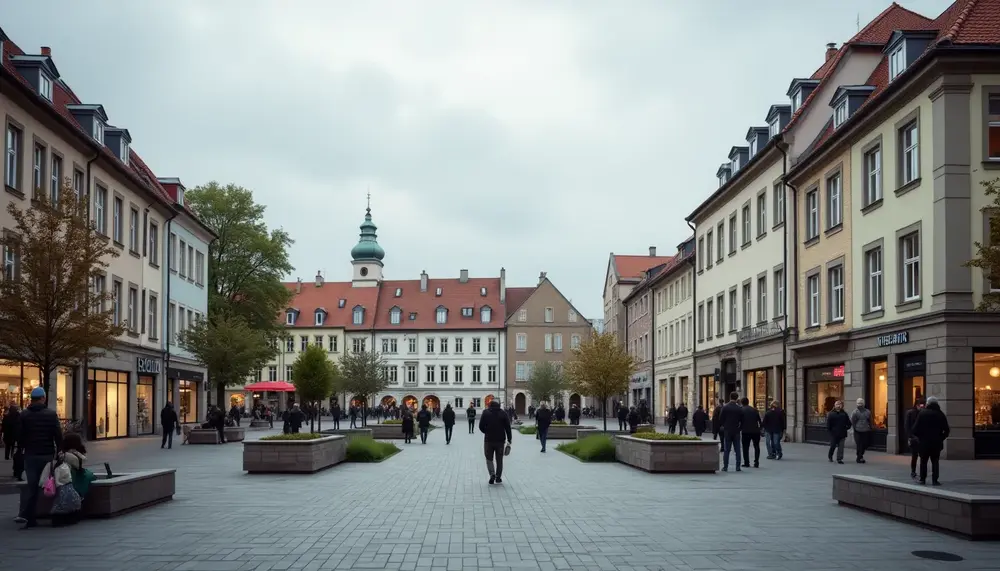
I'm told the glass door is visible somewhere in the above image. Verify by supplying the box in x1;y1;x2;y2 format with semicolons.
897;353;926;454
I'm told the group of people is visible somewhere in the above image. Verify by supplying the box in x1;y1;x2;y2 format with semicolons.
712;393;788;470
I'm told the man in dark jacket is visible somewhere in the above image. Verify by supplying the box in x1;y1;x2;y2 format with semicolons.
676;403;689;435
718;393;743;471
617;405;628;431
535;403;553;452
331;403;341;429
16;387;63;528
762;401;786;460
161;402;178;449
442;404;456;444
349;405;359;429
466;405;477;434
416;405;433;444
568;405;581;426
911;396;950;485
904;398;925;480
711;400;724;450
826;401;851;464
739;398;762;468
478;400;512;484
692;406;708;437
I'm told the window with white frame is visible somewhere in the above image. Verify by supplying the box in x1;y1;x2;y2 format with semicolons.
268;366;277;382
742;283;752;328
516;332;527;351
472;365;482;384
93;120;104;144
829;266;844;322
729;289;737;331
889;44;906;80
774;183;784;225
807;275;820;327
454;365;463;384
455;337;463;353
833;100;848;128
805;189;819;240
706;229;714;266
436;307;447;324
33;144;44;196
768;118;780;138
329;335;338;352
285;337;294;352
741;204;751;245
129;207;139;253
39;74;52;101
716;222;725;262
900;121;919;185
148;293;158;339
864;146;882;205
568;309;577;322
128;286;138;332
757;275;767;323
5;124;21;189
544;307;554;322
518;308;526;322
516;361;526;381
480;307;491;323
390;307;401;325
554;334;563;352
488;337;496;353
49;154;61;203
120;139;129;166
572;334;581;349
112;196;123;243
315;310;325;326
440;338;448;353
94;185;107;234
791;89;802;112
148;222;159;266
826;173;842;228
438;365;447;384
728;214;737;253
697;303;704;341
472;337;481;353
757;192;767;236
544;333;553;352
285;365;293;381
705;299;714;338
406;365;416;384
774;269;785;317
352;306;364;325
866;247;884;312
749;137;757;156
716;294;724;335
901;232;921;301
408;337;417;353
425;365;435;384
285;311;295;326
426;338;435;353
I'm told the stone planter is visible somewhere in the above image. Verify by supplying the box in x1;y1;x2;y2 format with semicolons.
543;424;593;439
577;427;630;440
614;435;718;473
243;435;347;474
224;426;246;442
21;469;176;518
636;424;655;433
249;419;271;429
320;428;374;444
185;427;220;444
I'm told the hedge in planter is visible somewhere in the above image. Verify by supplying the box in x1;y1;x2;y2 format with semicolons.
614;433;718;473
346;438;401;462
243;433;347;473
556;434;615;462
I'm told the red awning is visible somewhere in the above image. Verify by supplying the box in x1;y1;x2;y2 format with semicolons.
243;381;296;392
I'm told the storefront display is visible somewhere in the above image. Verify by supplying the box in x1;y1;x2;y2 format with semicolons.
973;352;1000;453
136;376;155;435
868;360;889;430
0;363;74;418
179;379;199;423
745;369;768;411
805;365;844;443
699;375;716;410
230;393;246;408
88;368;129;440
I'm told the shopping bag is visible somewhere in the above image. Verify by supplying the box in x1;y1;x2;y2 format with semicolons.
42;474;57;498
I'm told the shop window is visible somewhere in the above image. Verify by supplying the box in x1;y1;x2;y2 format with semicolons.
869;360;889;430
179;379;200;424
745;369;768;410
136;376;155;435
806;366;845;426
768;367;784;409
974;351;1000;432
89;369;129;439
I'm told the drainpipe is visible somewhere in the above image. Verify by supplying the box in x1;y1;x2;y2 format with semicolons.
650;298;656;423
686;221;698;410
163;208;178;410
80;151;99;436
776;139;799;442
624;296;630;407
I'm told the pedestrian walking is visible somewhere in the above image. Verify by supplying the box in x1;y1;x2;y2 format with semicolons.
442;403;456;444
739;398;762;468
718;393;743;472
850;398;873;463
331;403;341;430
826;400;850;464
911;396;950;486
401;410;414;444
627;406;640;433
349;405;359;429
15;387;63;528
904;398;925;480
160;402;178;449
677;403;690;435
535;402;552;452
617;405;628;431
666;406;677;433
762;401;785;460
712;399;724;452
479;400;512;485
692;405;707;437
417;405;432;444
466;404;477;434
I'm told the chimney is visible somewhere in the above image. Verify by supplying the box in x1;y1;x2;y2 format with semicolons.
538;271;547;285
40;46;51;57
826;43;837;61
649;246;657;257
459;269;469;283
420;270;428;292
500;267;506;303
315;270;324;287
296;277;303;294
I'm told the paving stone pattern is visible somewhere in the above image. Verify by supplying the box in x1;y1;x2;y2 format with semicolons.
1;423;999;571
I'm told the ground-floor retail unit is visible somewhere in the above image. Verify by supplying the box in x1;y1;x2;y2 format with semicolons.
655;359;694;414
789;312;1000;460
367;390;511;412
628;369;652;409
507;389;588;415
695;328;786;416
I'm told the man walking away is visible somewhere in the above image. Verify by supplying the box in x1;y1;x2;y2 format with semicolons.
826;401;850;464
762;401;785;460
718;393;743;472
739;398;762;468
676;403;689;435
229;403;241;427
161;402;178;449
442;403;456;444
417;405;432;444
692;405;707;437
617;405;628;431
16;387;63;528
331;403;341;430
535;402;553;453
467;404;477;434
850;398;873;463
712;399;724;452
479;400;512;484
904;398;925;480
911;396;950;486
349;405;358;429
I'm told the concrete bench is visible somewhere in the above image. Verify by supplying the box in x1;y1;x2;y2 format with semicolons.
832;474;1000;539
249;419;271;429
21;468;175;519
184;427;221;444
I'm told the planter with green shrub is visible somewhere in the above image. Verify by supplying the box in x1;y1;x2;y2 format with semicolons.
346;437;401;462
243;434;347;473
556;434;615;462
614;433;717;473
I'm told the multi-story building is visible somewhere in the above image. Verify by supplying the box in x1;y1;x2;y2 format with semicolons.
157;178;215;425
622;261;669;410
505;273;591;414
602;247;673;345
784;0;1000;459
590;318;605;334
0;31;210;439
649;238;696;415
255;205;508;412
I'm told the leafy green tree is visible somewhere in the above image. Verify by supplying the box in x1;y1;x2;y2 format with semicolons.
0;183;127;397
178;314;274;408
340;349;388;426
292;344;340;432
965;177;1000;311
525;361;567;405
565;331;637;431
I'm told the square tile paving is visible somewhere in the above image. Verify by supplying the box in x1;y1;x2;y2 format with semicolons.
1;422;999;570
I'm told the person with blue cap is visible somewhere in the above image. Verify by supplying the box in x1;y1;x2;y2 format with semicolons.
15;386;63;529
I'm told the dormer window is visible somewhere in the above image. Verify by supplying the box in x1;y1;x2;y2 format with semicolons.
93;120;104;144
286;311;296;326
480;287;487;297
435;287;442;296
120;139;129;166
177;186;185;205
436;307;448;324
352;306;364;325
390;306;401;325
480;306;492;323
338;299;346;308
394;288;402;297
409;312;417;320
768;118;780;138
462;307;473;318
719;175;727;187
889;44;906;81
39;74;52;101
314;310;325;326
791;89;802;113
749;137;757;157
834;100;848;128
731;157;739;173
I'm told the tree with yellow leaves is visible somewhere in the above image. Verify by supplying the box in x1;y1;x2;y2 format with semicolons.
565;331;637;432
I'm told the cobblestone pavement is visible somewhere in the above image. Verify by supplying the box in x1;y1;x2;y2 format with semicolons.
1;421;999;571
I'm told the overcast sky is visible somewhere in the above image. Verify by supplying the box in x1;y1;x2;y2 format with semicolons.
2;0;953;319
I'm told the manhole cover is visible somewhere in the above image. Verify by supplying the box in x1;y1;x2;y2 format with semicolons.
912;551;964;562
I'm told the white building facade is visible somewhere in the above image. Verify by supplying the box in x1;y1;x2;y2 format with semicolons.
652;239;696;413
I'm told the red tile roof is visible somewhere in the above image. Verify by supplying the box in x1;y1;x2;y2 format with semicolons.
613;254;675;281
503;286;535;319
934;0;1000;44
282;281;380;331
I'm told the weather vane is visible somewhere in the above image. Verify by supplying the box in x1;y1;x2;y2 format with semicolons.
366;187;371;210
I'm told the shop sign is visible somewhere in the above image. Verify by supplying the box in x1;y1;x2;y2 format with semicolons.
137;357;161;374
167;367;205;382
876;331;909;347
737;322;784;344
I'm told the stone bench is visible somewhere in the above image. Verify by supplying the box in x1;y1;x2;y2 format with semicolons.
614;435;718;473
224;426;246;442
368;423;434;439
184;427;221;444
21;469;175;519
832;474;1000;539
542;424;594;439
249;419;271;429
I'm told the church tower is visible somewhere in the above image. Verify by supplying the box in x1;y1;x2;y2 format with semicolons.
350;200;385;287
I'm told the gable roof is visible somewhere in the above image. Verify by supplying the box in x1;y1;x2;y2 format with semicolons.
504;287;536;318
282;281;380;331
612;254;675;282
504;278;589;324
374;276;503;331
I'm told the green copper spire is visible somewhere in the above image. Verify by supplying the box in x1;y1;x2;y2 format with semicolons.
350;197;385;261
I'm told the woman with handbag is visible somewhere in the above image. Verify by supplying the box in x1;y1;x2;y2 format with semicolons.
40;433;95;527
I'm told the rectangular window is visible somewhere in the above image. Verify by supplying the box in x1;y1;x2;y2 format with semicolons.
544;334;553;352
728;213;737;254
729;290;737;332
425;365;435;384
864;146;882;205
716;294;724;335
989;95;1000;160
706;229;714;267
113;196;123;243
900;121;919;185
2;242;16;281
4;124;21;190
829;266;844;322
301;336;308;352
195;251;205;285
705;299;714;338
406;365;416;384
544;307;554;322
716;221;725;262
49;154;61;203
757;275;767;323
439;365;447;384
773;183;784;225
413;337;422;353
129;207;139;253
867;247;883;312
285;337;294;352
178;242;187;277
148;222;159;266
889;44;905;80
472;365;482;384
472;338;480;353
488;365;497;384
168;302;176;341
568;309;577;322
807;275;820;327
742;283;752;327
488;337;496;353
516;361;526;381
187;245;194;277
697;303;704;341
268;366;277;382
516;333;527;351
571;334;581;349
826;173;841;228
285;365;293;381
72;169;83;200
757;192;767;236
774;269;785;318
94;185;107;234
833;100;848;127
32;143;45;198
805;189;819;240
426;338;435;353
440;338;448;353
741;204;751;245
91;275;106;313
454;365;463;384
517;308;526;322
901;232;921;301
697;237;704;271
128;286;138;332
329;335;338;352
148;294;158;340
